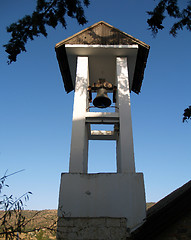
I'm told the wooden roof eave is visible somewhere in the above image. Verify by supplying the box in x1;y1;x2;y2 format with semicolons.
55;44;74;93
132;45;150;94
55;43;150;95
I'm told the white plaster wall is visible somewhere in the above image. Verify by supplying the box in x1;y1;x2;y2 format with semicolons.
58;173;146;230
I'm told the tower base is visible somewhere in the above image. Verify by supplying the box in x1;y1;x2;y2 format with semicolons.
57;217;129;240
58;173;146;231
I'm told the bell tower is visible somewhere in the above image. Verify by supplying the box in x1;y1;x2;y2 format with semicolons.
55;21;150;237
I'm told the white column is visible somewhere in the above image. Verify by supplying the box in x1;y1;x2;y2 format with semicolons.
116;57;135;173
69;57;89;173
116;135;121;173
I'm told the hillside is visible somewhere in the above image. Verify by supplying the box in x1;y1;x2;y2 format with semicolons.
0;210;57;239
0;203;155;239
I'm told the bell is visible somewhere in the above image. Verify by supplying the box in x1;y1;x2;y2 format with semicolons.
93;87;111;108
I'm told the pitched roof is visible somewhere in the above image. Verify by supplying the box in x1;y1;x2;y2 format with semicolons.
55;21;150;94
132;180;191;240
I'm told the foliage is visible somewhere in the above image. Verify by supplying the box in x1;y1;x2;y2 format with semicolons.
147;1;191;122
183;106;191;122
0;170;32;239
4;0;191;64
4;0;90;64
0;209;58;239
147;0;191;36
0;171;57;239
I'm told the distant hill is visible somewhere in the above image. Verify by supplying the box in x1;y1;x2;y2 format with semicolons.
7;202;155;224
146;202;155;209
0;203;155;239
0;210;57;239
1;202;156;229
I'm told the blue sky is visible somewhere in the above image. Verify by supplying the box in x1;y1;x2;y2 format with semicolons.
0;0;191;210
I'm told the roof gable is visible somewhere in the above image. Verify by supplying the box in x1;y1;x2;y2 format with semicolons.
56;21;149;48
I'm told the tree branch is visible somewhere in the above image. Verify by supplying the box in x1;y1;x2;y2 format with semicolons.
4;0;89;64
147;0;191;37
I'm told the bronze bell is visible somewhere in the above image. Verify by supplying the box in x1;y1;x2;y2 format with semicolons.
93;87;111;108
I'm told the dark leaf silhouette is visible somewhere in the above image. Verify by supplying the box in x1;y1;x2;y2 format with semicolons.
147;0;191;37
183;106;191;122
4;0;89;64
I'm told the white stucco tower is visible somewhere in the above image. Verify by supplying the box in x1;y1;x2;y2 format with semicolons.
55;21;150;234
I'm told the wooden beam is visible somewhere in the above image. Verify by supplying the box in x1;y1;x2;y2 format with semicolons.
89;130;117;140
85;112;119;124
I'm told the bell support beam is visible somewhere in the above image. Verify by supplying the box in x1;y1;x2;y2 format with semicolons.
116;57;135;173
89;130;117;140
69;56;89;173
85;112;119;124
86;112;119;140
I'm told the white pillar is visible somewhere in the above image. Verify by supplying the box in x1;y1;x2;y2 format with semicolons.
116;57;135;173
69;56;89;173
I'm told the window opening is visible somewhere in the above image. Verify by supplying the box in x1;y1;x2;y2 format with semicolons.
88;140;117;173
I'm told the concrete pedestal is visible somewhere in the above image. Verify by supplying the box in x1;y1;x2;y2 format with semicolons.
58;173;146;230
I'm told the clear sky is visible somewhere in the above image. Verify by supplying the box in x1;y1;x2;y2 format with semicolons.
0;0;191;210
